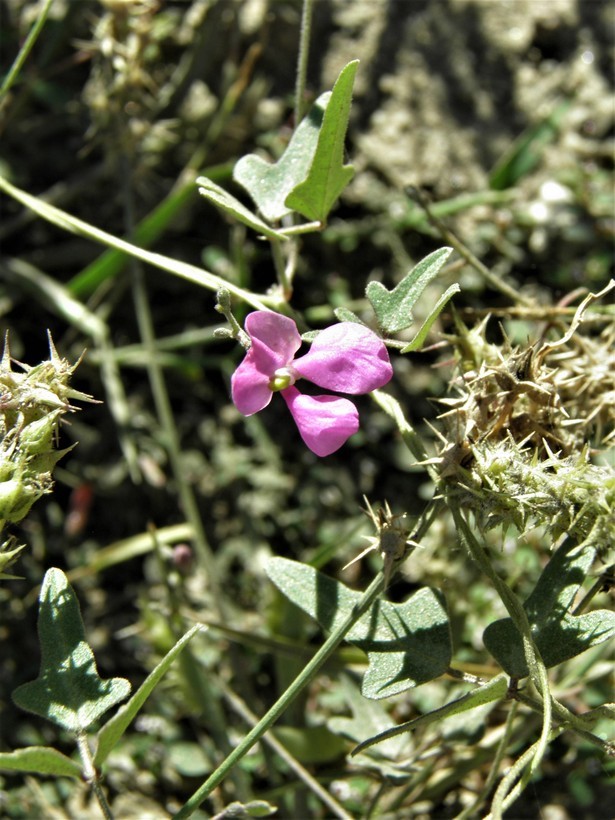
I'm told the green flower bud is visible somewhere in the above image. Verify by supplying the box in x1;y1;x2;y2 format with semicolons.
19;410;62;455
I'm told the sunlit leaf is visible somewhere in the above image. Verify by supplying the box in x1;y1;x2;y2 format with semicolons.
484;542;615;677
266;557;451;699
234;93;328;222
366;247;453;333
0;746;82;778
12;568;131;733
285;60;359;222
401;283;461;352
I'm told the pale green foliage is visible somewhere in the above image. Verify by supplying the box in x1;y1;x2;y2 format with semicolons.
12;569;131;733
266;556;451;699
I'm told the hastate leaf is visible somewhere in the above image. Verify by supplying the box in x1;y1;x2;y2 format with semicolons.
12;568;131;733
266;557;451;699
233;93;328;223
366;247;453;333
484;541;615;677
285;60;359;222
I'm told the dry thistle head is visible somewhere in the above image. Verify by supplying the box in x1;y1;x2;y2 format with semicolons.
0;335;95;577
345;498;414;589
435;284;615;551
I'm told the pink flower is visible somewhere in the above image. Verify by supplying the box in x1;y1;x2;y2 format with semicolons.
231;312;393;456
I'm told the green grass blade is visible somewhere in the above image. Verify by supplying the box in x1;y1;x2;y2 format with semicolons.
94;625;203;767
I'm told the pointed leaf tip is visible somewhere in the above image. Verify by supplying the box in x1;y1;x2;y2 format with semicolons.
367;247;453;333
285;60;359;222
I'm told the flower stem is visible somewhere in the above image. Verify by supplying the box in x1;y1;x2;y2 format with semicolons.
173;571;385;818
294;0;315;126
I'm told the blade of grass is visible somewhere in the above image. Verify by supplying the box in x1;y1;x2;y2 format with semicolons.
0;0;55;103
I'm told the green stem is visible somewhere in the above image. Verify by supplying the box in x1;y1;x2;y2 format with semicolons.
486;728;563;820
222;683;352;820
407;186;533;307
0;174;277;311
456;700;519;820
76;731;113;820
173;571;385;818
0;0;55;102
269;238;292;299
452;509;552;776
294;0;314;126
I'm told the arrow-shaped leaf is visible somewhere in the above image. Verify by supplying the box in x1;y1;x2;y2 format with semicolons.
266;557;451;699
285;60;359;222
12;568;131;733
366;247;453;333
484;541;615;677
233;93;328;223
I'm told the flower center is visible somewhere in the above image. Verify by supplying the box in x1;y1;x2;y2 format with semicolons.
269;366;298;392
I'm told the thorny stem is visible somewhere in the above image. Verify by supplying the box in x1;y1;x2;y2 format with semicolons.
76;732;113;820
173;571;385;818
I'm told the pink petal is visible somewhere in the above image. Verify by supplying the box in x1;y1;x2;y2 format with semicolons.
231;311;302;416
245;311;302;366
281;386;359;457
231;357;273;415
292;323;393;394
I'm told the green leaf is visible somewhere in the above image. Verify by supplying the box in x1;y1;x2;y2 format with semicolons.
401;283;460;352
0;746;82;778
489;100;570;190
196;177;288;240
214;801;278;819
285;60;359;222
484;542;615;677
333;306;362;324
12;568;131;733
352;673;509;755
94;624;202;767
366;247;453;333
266;557;451;699
233;93;328;222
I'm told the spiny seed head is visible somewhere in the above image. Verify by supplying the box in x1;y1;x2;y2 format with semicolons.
436;291;615;550
0;337;94;573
